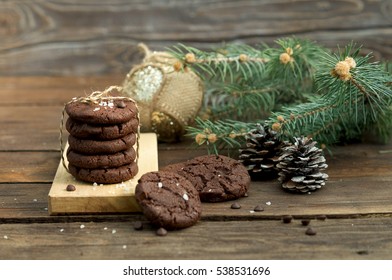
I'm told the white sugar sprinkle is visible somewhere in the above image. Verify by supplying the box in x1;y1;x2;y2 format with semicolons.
176;183;179;186
33;199;37;202
60;229;64;232
104;227;108;230
249;210;255;214
3;235;8;239
183;193;189;201
93;107;100;111
112;229;117;234
266;201;272;206
157;182;163;188
80;224;85;229
93;182;98;186
122;245;127;249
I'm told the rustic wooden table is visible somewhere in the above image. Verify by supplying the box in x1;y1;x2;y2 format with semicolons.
0;75;391;260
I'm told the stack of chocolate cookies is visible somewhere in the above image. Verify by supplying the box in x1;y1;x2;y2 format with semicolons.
65;98;139;184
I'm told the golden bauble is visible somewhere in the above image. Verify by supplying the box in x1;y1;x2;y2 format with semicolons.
150;111;183;142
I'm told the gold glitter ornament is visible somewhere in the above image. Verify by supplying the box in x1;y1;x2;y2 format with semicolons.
150;111;183;142
122;43;204;142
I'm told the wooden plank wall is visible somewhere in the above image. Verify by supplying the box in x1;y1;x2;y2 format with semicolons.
0;0;391;76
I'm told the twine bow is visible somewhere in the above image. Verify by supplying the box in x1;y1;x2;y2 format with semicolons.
59;86;140;174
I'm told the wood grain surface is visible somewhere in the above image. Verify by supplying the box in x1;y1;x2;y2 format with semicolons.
1;218;392;259
0;0;391;75
0;76;391;260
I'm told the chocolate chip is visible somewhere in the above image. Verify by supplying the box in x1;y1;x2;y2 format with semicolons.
156;227;167;236
254;205;264;212
133;221;143;231
316;215;327;221
301;219;311;226
282;215;293;224
116;100;126;108
66;184;76;191
230;202;241;209
305;227;317;236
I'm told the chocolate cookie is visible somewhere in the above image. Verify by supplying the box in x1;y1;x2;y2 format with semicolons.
65;99;138;124
135;171;201;230
68;133;136;154
66;117;138;140
67;147;136;169
68;162;138;184
161;155;250;202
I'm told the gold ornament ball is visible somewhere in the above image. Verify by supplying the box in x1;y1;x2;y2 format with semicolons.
150;111;183;142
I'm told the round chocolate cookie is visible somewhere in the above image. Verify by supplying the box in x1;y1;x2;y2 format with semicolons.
68;133;136;154
65;99;138;124
135;171;201;230
68;162;138;184
66;117;138;140
67;147;136;169
161;155;250;202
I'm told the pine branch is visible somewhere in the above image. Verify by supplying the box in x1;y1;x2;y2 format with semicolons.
186;118;258;154
168;43;267;83
268;43;392;146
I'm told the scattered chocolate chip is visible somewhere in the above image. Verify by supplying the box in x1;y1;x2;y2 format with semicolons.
305;227;317;236
230;202;241;209
301;219;311;226
133;221;143;231
282;215;293;224
156;227;167;236
254;205;264;212
66;184;76;192
316;215;327;221
116;100;126;108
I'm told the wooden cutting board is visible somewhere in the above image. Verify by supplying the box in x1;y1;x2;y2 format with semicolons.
48;133;158;215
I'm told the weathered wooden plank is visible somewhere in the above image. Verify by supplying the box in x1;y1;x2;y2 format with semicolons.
0;76;124;105
1;217;392;259
0;106;63;151
0;152;59;183
0;0;391;75
1;169;392;220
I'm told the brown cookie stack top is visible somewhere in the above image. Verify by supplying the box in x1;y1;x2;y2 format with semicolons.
64;97;139;184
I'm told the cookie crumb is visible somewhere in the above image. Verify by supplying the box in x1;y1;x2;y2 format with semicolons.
66;184;76;191
156;227;168;236
316;215;327;221
230;202;241;209
282;215;293;224
305;227;317;236
133;221;143;231
254;205;264;212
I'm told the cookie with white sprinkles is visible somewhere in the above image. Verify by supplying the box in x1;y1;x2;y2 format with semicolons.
135;171;202;230
161;155;251;202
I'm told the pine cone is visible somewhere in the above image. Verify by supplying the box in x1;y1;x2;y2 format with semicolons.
239;123;288;178
277;136;328;193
